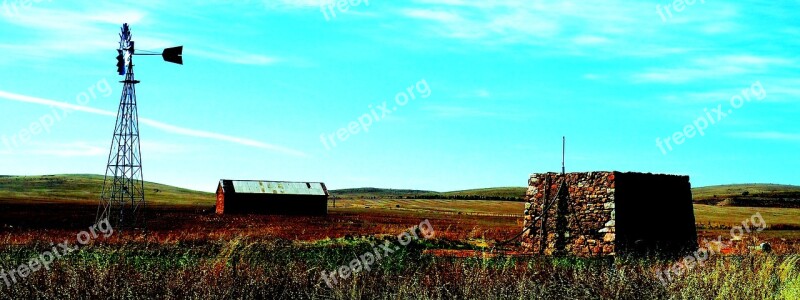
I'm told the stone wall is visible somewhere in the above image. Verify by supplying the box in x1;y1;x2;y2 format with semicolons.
522;171;697;257
522;172;616;256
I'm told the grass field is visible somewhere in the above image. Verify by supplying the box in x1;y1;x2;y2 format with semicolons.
1;175;799;299
694;205;800;228
333;198;523;216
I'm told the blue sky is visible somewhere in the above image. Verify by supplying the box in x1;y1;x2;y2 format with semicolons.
0;0;798;192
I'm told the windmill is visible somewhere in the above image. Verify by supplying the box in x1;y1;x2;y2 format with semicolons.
96;23;183;230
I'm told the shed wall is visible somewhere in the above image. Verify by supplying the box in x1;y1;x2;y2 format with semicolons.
215;185;225;215
219;194;328;216
614;172;697;255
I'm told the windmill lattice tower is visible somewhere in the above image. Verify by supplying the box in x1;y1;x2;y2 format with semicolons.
96;23;182;230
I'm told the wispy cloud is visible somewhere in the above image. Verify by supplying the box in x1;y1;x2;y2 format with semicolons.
474;89;491;98
572;35;609;45
0;90;308;157
633;55;793;84
0;6;148;61
455;89;492;99
394;0;792;62
2;141;106;157
261;0;323;9
3;140;190;157
731;132;800;142
27;141;107;157
763;79;800;102
422;105;497;118
401;6;560;41
0;4;276;67
190;48;278;66
583;74;605;80
398;0;653;54
660;91;738;105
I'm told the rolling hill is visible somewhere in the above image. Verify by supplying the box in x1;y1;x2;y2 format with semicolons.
692;184;800;208
2;175;799;208
0;174;214;206
330;187;527;201
333;184;800;207
442;187;528;198
329;188;435;198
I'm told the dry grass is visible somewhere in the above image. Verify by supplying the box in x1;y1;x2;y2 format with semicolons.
0;234;797;299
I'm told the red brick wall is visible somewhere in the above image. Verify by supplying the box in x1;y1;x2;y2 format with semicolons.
215;185;225;215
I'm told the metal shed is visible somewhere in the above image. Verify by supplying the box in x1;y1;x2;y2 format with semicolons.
215;180;329;215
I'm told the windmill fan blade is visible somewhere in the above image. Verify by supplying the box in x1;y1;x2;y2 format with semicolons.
162;46;183;65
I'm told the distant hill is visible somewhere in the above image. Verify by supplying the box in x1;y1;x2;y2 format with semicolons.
443;187;528;198
0;174;214;206
329;188;435;198
2;176;798;208
692;184;800;208
332;184;800;207
331;187;527;201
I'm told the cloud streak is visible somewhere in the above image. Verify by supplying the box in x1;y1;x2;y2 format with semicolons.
0;5;278;67
190;48;278;66
0;90;308;157
732;132;800;142
633;55;794;84
28;141;107;157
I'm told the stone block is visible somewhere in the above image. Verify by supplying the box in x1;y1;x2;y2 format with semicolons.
603;233;615;242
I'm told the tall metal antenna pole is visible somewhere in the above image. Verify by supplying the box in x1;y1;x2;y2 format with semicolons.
97;24;146;230
561;136;566;175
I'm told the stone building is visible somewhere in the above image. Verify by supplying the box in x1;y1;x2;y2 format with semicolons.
522;171;697;257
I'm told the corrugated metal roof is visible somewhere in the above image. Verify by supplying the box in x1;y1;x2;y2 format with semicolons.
227;180;327;196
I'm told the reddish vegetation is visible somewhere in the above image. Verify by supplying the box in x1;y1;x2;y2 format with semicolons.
696;230;800;255
1;202;797;254
0;203;522;246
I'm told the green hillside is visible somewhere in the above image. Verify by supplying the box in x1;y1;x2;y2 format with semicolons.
692;184;800;208
692;184;800;199
0;174;214;207
443;187;528;198
329;188;434;198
